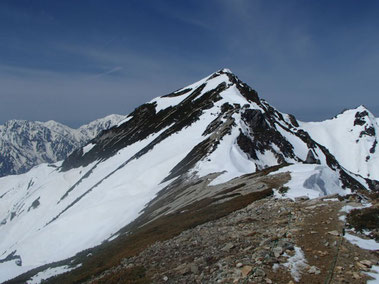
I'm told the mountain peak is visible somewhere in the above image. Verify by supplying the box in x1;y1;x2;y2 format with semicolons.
334;105;376;127
1;70;378;283
338;105;372;116
220;67;232;73
148;68;260;115
211;68;233;76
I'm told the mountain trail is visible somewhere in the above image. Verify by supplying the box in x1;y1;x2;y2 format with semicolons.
85;195;379;284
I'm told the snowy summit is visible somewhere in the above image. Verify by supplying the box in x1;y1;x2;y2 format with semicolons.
0;69;378;283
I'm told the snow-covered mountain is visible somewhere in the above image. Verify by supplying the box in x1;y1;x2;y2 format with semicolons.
300;106;379;180
0;115;125;177
0;69;377;283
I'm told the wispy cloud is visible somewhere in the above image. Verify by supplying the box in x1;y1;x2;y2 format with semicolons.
1;0;378;126
93;66;124;78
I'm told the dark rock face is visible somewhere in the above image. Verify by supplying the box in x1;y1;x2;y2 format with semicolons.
241;109;269;131
354;110;368;126
365;179;379;192
162;88;192;98
352;109;377;154
237;132;259;160
28;197;40;212
360;126;375;138
295;129;317;149
304;150;320;164
0;251;21;266
288;114;299;127
221;71;260;105
370;140;377;154
237;106;297;167
61;78;232;172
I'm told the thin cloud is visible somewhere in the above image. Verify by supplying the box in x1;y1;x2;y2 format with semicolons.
93;66;124;78
0;1;378;126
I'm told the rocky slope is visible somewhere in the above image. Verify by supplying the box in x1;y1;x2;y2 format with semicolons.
87;194;379;284
0;115;124;177
0;69;378;283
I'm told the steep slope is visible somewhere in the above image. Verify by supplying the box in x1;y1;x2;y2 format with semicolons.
0;115;124;177
300;106;379;180
0;69;375;283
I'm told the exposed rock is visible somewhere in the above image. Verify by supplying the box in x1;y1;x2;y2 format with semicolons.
308;265;320;274
360;260;372;268
356;262;370;271
254;267;266;277
273;247;283;258
304;150;320;164
352;271;361;279
354;111;368;126
222;243;235;252
190;264;199;274
175;263;191;275
328;230;340;236
295;196;310;202
241;265;253;277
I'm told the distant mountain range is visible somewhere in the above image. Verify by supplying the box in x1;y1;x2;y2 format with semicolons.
0;115;125;177
0;69;378;283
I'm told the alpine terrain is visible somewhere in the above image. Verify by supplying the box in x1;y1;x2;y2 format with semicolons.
0;69;378;283
0;115;125;177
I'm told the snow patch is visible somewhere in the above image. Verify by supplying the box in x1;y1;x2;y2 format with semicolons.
116;116;132;127
272;164;349;200
344;233;379;250
82;143;95;155
28;264;81;284
282;246;308;282
323;198;339;202
339;203;379;253
340;202;371;214
153;94;190;113
366;265;379;284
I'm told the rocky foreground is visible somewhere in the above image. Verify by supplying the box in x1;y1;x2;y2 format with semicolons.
85;193;379;284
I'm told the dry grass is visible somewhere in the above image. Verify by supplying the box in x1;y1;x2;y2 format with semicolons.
48;189;275;283
91;266;149;284
347;206;379;235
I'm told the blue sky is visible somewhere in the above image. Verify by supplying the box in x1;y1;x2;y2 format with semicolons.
1;0;378;127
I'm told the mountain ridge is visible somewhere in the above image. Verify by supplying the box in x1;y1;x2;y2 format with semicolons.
0;69;378;283
0;114;125;177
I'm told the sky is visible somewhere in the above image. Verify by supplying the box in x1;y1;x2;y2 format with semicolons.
1;0;379;127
